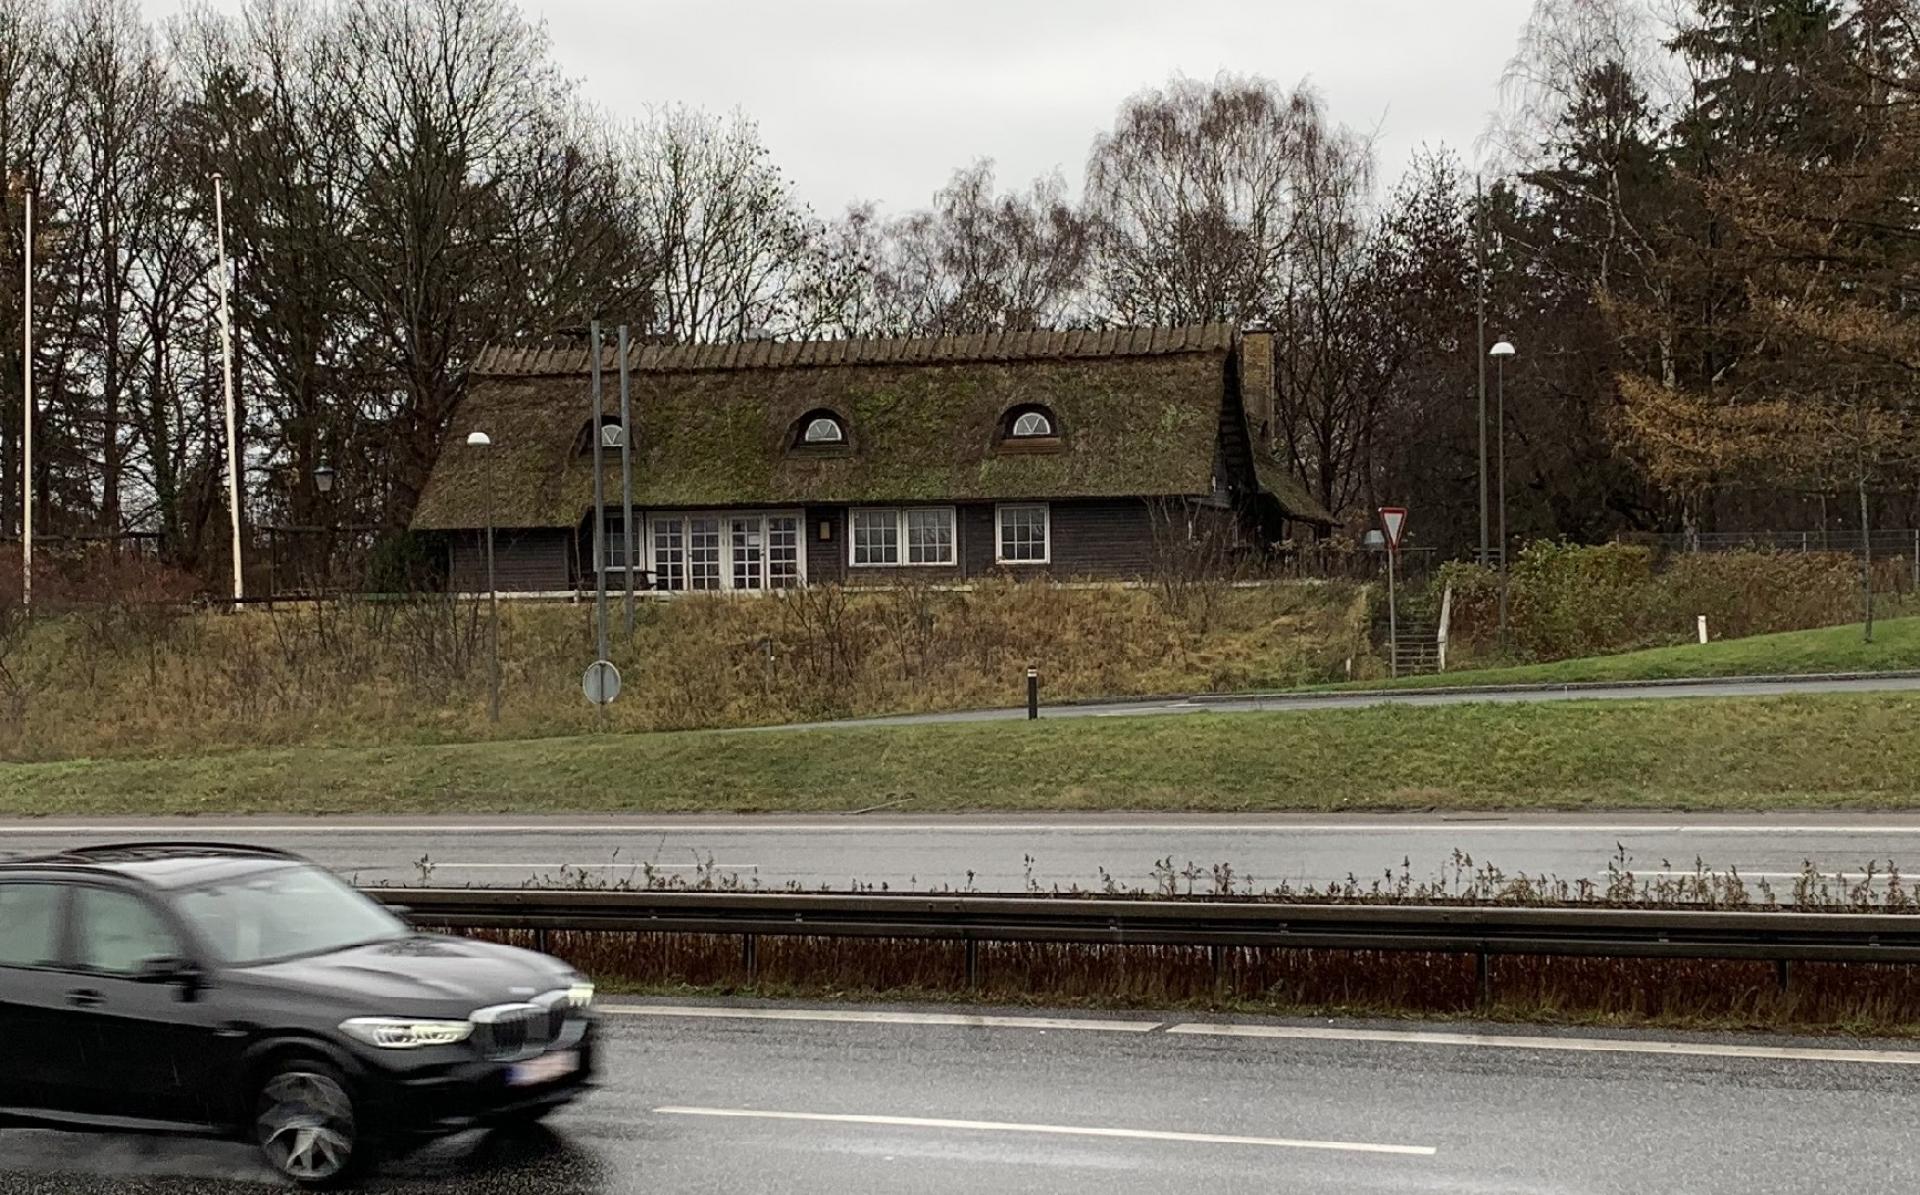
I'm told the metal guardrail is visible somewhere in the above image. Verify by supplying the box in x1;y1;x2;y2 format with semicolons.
371;889;1920;995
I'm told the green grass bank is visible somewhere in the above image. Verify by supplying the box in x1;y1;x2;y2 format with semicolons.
1359;616;1920;690
5;692;1918;817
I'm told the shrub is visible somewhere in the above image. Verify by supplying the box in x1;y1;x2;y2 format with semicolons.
1435;543;1899;662
367;531;447;593
1663;550;1881;640
1508;541;1660;658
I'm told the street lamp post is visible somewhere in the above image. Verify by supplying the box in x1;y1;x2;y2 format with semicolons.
1489;340;1516;643
467;431;500;723
313;465;336;593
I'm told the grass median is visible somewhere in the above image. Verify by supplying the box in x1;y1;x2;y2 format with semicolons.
4;691;1920;817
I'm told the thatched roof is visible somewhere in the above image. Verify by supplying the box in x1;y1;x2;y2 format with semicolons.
1251;450;1335;529
412;324;1331;530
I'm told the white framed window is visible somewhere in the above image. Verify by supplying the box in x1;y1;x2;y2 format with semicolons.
1011;410;1053;437
688;517;722;590
598;515;641;572
995;503;1049;564
850;507;956;567
906;509;955;564
652;517;686;590
850;509;899;565
730;518;764;591
647;511;804;593
768;516;801;588
802;415;844;443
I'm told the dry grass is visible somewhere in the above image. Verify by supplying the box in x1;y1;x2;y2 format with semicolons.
434;858;1920;1036
0;579;1368;761
466;929;1920;1036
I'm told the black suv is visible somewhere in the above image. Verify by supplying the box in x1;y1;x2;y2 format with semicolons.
0;843;596;1186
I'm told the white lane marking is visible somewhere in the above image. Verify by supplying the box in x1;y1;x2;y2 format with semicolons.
15;822;1920;835
603;1004;1161;1033
1165;1023;1920;1066
652;1106;1436;1157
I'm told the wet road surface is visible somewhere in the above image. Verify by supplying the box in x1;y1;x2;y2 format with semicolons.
6;999;1920;1193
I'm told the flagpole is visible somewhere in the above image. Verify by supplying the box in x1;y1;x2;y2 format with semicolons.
211;173;243;602
19;186;30;612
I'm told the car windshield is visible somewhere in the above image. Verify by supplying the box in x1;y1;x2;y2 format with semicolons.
173;863;408;965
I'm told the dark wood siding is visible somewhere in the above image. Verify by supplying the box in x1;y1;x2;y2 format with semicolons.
960;504;995;576
1036;499;1155;579
449;529;571;592
804;506;846;584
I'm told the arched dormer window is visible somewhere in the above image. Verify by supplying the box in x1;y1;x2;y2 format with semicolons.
1011;409;1053;438
997;403;1061;451
790;409;849;450
576;416;627;454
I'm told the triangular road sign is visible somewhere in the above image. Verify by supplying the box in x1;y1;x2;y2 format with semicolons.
1379;507;1408;551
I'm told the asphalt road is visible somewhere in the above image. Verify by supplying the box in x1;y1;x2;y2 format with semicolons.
7;813;1920;894
6;999;1920;1193
781;672;1920;728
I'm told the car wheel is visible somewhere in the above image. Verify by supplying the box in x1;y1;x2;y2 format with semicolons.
253;1062;363;1188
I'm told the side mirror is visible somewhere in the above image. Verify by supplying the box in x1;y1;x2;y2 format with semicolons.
137;955;204;999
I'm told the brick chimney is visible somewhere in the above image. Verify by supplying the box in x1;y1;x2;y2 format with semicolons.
1238;320;1275;452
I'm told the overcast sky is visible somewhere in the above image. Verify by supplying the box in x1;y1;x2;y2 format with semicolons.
153;0;1541;216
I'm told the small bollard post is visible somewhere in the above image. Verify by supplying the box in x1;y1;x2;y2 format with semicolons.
1026;665;1039;720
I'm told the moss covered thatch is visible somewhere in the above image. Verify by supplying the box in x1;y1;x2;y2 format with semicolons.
412;324;1326;530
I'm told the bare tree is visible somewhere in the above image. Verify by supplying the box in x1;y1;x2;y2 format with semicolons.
1272;120;1377;517
866;160;1090;335
619;106;823;341
57;0;175;535
1084;73;1323;325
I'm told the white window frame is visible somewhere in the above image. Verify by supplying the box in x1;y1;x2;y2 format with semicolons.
638;510;806;592
596;513;640;574
848;506;958;568
802;416;845;444
994;503;1051;565
1010;410;1053;437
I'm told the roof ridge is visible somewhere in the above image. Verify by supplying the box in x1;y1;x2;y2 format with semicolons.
470;323;1236;377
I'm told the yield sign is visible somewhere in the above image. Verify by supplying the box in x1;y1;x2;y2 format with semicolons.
1378;507;1408;552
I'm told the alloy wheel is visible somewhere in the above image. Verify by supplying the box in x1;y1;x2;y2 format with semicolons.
255;1069;357;1184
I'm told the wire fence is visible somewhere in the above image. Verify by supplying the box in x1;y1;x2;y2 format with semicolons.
1649;529;1920;556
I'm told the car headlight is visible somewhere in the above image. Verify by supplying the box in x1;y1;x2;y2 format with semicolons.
565;980;595;1009
339;1017;474;1049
